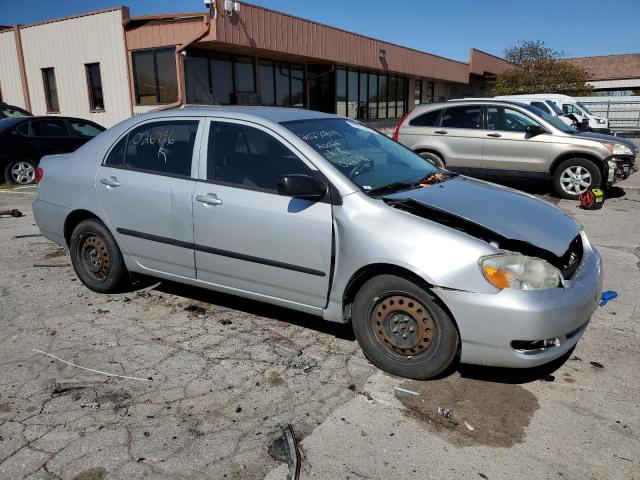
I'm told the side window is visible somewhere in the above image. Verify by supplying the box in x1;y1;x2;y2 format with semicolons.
207;122;311;192
563;104;581;115
104;135;127;167
531;101;550;114
409;109;442;127
69;120;103;138
30;119;70;137
16;123;29;136
440;106;482;129
123;120;198;177
487;107;540;132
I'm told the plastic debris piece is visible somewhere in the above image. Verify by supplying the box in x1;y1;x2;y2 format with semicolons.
394;386;419;396
291;356;317;371
437;407;453;419
464;421;475;431
268;424;301;480
0;208;23;218
590;361;604;369
599;290;618;306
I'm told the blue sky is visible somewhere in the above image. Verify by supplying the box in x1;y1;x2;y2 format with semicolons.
1;0;638;61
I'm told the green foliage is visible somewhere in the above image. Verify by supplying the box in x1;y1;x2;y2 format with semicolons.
492;41;593;96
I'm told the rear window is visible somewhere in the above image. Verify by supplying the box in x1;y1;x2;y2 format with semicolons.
0;106;29;118
69;120;103;138
409;108;442;127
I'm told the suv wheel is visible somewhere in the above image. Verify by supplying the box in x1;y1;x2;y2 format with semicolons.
418;151;445;169
553;158;602;200
4;159;36;185
70;219;128;293
352;274;459;380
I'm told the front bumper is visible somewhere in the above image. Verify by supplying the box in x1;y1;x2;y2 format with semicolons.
434;239;603;368
607;154;637;184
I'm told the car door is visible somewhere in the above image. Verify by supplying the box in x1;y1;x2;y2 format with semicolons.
482;106;550;180
96;118;202;278
27;118;74;159
192;119;333;308
431;104;485;176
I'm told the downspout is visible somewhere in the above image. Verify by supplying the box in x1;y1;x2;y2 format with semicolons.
151;14;212;112
13;25;31;112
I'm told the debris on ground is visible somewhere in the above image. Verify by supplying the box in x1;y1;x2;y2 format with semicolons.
570;356;583;362
184;304;207;316
220;319;233;325
394;386;419;396
33;263;71;268
590;361;605;369
268;424;301;480
599;290;618;306
0;208;23;218
464;421;475;431
13;233;42;239
291;355;318;371
540;374;556;382
437;407;453;420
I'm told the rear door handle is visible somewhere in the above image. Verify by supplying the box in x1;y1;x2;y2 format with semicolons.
434;130;448;135
100;176;121;188
487;133;502;138
196;193;223;206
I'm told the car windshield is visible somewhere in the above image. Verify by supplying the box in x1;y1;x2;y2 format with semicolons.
545;100;564;115
576;102;593;115
0;106;28;118
282;117;440;193
523;105;576;134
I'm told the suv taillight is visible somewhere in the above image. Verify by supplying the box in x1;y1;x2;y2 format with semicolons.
393;109;413;141
35;167;44;184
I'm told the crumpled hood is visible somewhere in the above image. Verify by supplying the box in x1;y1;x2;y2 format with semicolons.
575;131;637;153
385;176;581;257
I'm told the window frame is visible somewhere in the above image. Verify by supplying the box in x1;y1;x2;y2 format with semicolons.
101;118;202;180
198;118;320;196
41;67;60;114
85;63;105;112
131;47;178;106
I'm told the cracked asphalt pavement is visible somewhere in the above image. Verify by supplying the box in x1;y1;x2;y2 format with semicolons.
1;170;639;479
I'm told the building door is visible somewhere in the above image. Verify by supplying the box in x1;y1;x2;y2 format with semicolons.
307;64;335;113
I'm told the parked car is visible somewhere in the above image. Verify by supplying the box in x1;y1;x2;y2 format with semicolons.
0;103;32;120
34;106;603;380
496;94;609;134
0;116;105;184
394;99;637;199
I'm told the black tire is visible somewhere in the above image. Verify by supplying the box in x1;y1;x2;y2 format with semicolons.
418;151;445;169
552;158;602;200
4;159;36;185
69;218;128;293
352;274;459;380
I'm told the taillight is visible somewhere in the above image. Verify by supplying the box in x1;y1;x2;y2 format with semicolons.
393;108;413;141
35;167;44;184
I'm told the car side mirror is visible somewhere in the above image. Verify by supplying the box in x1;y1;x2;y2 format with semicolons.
277;174;327;200
525;125;545;136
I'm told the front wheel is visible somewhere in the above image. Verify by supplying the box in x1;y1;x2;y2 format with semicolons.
418;151;445;169
4;159;36;185
69;219;128;293
552;158;602;200
352;274;459;380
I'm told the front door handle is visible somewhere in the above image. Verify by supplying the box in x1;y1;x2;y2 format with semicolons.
434;130;448;135
100;176;121;188
487;133;502;138
196;193;223;206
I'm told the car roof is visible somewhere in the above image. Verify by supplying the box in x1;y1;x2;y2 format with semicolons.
149;105;336;124
416;99;532;109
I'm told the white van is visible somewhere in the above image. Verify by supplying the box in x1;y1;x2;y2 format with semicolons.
495;94;609;133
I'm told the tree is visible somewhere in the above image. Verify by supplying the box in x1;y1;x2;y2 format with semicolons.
492;41;593;96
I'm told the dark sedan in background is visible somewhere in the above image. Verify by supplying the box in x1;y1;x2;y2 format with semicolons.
0;116;104;184
0;103;32;119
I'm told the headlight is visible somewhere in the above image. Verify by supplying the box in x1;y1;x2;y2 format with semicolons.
480;254;563;290
604;143;633;156
596;118;606;124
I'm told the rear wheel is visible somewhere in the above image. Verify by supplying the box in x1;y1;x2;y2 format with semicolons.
4;159;36;185
69;219;128;293
553;158;601;200
352;274;459;380
418;151;445;169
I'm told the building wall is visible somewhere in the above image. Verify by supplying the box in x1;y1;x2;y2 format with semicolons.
19;9;131;127
0;30;25;107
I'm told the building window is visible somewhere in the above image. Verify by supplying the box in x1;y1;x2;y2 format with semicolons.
336;69;347;116
132;48;178;105
41;68;59;113
258;60;275;106
256;59;305;108
85;63;104;111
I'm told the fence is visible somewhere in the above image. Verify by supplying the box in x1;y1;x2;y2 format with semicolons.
576;97;640;134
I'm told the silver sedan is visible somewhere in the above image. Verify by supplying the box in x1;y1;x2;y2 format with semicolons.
33;107;602;379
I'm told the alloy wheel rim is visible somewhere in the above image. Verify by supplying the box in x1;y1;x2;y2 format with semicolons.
371;294;436;357
10;162;35;184
80;234;110;280
560;166;591;195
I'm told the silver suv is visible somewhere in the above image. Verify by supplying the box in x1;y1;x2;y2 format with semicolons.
394;100;637;199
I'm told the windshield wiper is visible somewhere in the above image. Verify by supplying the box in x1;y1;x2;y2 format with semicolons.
367;181;417;196
367;171;459;197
